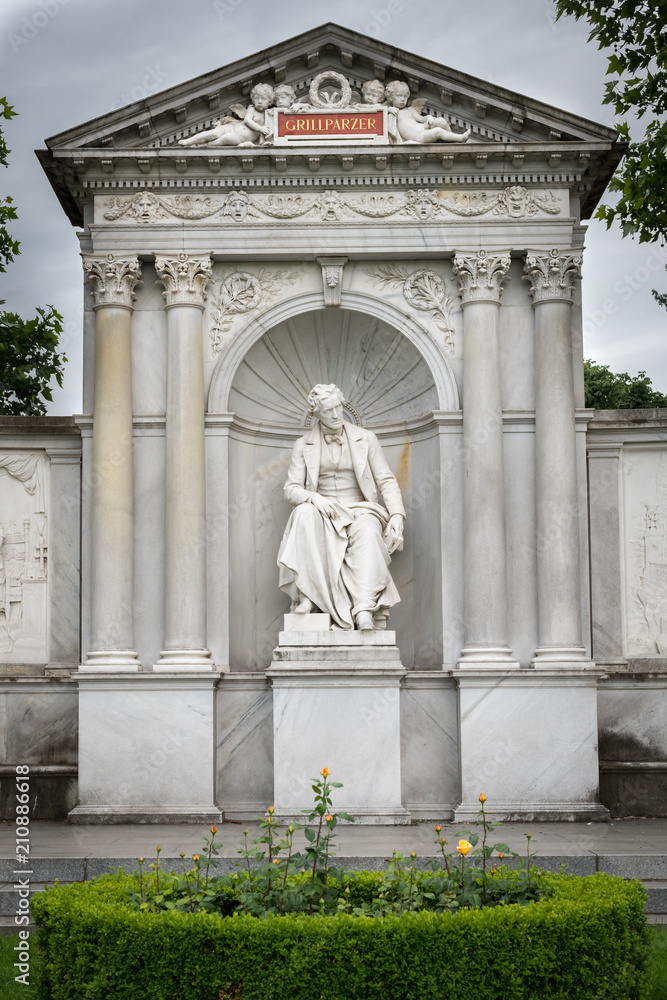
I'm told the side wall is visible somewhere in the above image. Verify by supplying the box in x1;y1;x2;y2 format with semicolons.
588;410;667;817
0;418;81;819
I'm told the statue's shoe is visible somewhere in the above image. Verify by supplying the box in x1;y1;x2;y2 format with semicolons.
294;597;313;614
356;611;374;631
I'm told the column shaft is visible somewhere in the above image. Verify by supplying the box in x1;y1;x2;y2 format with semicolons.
82;255;141;670
154;253;214;670
453;251;517;668
525;249;588;666
164;305;207;649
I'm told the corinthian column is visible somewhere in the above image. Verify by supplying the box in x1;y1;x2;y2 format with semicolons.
154;252;214;670
82;254;142;670
452;250;517;668
524;249;588;666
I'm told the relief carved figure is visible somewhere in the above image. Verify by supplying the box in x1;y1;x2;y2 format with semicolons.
278;384;405;631
178;83;274;147
176;72;470;148
384;80;470;144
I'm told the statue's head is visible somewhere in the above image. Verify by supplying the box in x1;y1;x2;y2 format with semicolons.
273;84;296;109
308;383;345;432
362;79;385;104
250;83;274;111
385;80;410;109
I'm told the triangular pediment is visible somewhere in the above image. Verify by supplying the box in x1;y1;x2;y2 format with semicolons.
38;23;623;228
45;23;616;151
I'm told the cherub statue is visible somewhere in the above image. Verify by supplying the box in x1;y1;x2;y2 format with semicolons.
356;78;387;111
178;83;275;148
263;83;297;143
384;80;470;144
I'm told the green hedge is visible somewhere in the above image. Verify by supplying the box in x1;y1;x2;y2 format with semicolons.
31;872;649;1000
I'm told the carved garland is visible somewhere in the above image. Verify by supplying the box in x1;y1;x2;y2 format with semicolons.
101;185;561;226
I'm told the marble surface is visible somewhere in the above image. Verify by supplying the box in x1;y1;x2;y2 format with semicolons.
216;675;273;819
0;681;78;765
73;674;221;822
456;671;607;821
271;638;408;823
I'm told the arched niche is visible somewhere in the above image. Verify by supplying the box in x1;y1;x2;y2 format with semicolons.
215;305;451;672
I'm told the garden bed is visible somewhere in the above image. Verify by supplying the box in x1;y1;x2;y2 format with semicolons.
31;871;648;1000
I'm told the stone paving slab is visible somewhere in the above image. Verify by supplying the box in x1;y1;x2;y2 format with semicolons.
2;817;667;858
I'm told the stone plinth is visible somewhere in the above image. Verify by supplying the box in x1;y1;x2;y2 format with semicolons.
454;669;609;822
268;616;410;824
69;672;222;824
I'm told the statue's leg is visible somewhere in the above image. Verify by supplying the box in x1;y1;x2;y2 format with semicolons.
278;502;353;628
343;513;393;628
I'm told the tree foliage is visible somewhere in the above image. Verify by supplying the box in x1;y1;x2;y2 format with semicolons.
584;357;667;408
0;98;66;415
555;1;667;249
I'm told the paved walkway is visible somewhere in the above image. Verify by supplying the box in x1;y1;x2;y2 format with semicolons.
2;816;666;861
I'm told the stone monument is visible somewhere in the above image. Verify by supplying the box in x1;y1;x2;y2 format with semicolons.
9;23;666;825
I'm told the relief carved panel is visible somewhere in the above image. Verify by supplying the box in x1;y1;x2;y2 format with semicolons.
0;453;49;663
622;447;667;656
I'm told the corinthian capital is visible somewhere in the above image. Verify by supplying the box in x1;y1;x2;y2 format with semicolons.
452;250;511;304
154;252;213;308
83;254;142;310
523;249;582;304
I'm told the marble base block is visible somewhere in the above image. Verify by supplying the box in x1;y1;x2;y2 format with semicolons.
268;636;410;824
454;669;609;822
283;613;332;631
70;672;222;824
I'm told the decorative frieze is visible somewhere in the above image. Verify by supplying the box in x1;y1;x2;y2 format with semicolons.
82;254;142;310
97;185;564;226
452;250;511;305
155;253;213;309
523;248;582;304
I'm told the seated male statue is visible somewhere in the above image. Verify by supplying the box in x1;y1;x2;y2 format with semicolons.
278;383;405;630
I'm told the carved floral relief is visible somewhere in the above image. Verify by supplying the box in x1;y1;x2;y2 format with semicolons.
366;264;455;350
208;267;301;353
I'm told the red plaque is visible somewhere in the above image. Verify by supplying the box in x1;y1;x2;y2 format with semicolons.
277;111;385;140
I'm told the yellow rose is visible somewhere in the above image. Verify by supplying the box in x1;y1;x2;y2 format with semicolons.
457;839;471;856
321;767;330;777
479;793;486;803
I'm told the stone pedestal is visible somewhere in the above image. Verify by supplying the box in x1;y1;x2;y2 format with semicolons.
454;669;609;822
69;672;222;824
268;616;410;824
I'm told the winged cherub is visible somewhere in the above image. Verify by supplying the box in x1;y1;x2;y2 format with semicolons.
178;83;274;147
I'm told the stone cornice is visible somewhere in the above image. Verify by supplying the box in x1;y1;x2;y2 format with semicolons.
452;249;511;304
154;252;213;308
82;253;142;310
523;248;582;304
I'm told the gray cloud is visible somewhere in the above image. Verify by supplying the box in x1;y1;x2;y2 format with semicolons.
1;0;664;413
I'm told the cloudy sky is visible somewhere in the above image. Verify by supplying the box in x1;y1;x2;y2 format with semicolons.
1;0;664;413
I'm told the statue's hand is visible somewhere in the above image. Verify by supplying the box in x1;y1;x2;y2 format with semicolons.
310;493;337;518
384;513;404;554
